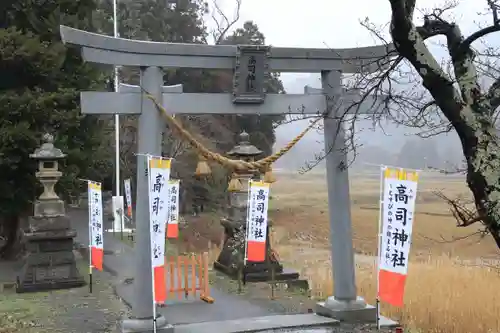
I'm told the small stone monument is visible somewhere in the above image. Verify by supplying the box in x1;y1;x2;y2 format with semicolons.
213;132;299;282
17;133;85;293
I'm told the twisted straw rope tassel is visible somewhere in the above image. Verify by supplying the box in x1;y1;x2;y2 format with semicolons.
146;93;321;171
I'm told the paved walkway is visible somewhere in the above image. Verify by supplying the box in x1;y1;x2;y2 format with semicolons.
70;208;401;332
71;209;288;320
69;208;345;332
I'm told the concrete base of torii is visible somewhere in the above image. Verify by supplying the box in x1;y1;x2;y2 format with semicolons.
122;316;174;333
316;296;374;322
315;296;398;326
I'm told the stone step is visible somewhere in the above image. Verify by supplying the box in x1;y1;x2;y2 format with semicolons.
174;313;339;333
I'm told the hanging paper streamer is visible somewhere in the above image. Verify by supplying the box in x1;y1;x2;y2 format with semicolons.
377;167;419;307
124;178;133;218
167;180;180;239
88;181;104;271
245;180;270;262
148;157;171;304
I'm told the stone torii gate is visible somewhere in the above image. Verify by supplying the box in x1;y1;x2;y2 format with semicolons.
60;25;388;331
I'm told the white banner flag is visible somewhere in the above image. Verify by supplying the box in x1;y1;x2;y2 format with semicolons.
167;180;180;239
378;167;419;307
147;156;171;303
124;178;133;218
246;180;270;262
88;181;104;271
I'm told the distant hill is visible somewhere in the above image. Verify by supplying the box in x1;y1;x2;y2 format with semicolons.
273;77;465;172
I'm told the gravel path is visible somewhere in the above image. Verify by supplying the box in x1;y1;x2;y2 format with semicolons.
0;252;129;333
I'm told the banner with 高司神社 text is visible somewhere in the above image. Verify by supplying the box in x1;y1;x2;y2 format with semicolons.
124;178;132;217
88;181;104;271
148;157;171;303
378;167;419;307
246;181;270;262
166;180;180;239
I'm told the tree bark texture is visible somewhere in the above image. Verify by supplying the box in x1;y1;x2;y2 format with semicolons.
389;0;500;249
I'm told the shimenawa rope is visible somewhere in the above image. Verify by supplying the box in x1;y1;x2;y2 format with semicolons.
145;93;321;172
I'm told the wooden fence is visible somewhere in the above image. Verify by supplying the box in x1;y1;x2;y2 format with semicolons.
165;252;214;304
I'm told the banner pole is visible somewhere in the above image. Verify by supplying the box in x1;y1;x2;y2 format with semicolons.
152;275;157;333
146;155;158;333
376;165;386;330
243;179;253;287
243;179;251;267
88;181;93;294
89;266;93;293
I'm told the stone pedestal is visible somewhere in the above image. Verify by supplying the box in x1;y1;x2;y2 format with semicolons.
214;218;298;282
16;133;85;293
17;205;85;293
17;228;85;292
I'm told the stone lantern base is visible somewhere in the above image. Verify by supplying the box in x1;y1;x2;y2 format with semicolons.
16;214;86;293
213;218;299;282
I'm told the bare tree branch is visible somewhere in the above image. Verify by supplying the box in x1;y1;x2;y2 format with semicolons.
270;1;500;249
433;190;484;227
418;228;488;244
389;0;485;142
209;0;242;45
457;0;500;56
329;0;500;248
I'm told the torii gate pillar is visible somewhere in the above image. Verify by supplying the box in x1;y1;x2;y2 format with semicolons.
315;71;374;321
125;66;173;332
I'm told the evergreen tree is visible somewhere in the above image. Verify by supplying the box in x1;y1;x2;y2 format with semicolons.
93;2;284;156
0;0;111;258
90;2;285;212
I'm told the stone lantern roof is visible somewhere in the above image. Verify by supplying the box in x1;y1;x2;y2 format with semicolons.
226;131;262;158
30;133;66;160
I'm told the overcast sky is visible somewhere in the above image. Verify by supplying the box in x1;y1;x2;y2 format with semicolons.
214;0;487;89
208;0;495;157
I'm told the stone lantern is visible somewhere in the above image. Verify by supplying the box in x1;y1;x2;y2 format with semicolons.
213;132;299;282
17;134;85;293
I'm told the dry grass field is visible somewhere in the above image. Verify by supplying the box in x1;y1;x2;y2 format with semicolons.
265;170;500;333
183;169;500;332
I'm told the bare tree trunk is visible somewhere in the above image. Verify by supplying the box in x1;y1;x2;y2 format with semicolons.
464;128;500;249
386;0;500;250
